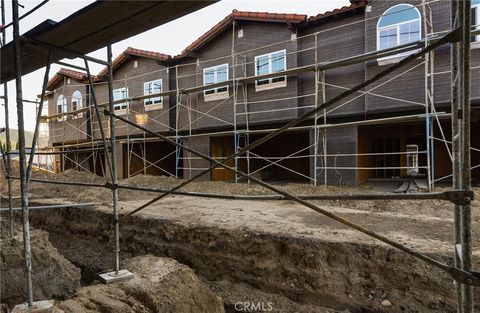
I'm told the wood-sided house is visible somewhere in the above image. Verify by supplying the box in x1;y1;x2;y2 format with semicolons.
45;0;480;186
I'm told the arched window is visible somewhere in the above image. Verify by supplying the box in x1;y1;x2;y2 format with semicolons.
377;4;421;51
71;90;82;111
57;95;67;114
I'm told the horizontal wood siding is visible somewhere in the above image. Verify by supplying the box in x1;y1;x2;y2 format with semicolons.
176;21;298;132
182;136;210;181
313;126;358;186
92;57;170;140
298;14;366;118
47;78;89;145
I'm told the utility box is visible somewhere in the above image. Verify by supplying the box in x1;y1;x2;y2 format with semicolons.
406;144;419;176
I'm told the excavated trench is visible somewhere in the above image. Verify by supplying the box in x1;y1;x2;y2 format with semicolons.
25;203;479;313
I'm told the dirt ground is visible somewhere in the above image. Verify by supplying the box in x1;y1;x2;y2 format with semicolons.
54;255;224;313
0;219;81;309
1;163;480;312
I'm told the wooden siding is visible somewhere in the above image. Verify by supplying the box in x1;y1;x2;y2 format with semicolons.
182;136;210;181
47;77;89;145
298;13;366;118
176;21;298;132
92;57;170;141
312;126;358;186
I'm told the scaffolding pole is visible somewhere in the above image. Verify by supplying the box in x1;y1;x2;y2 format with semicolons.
106;45;121;275
451;1;473;312
1;0;14;239
423;0;435;191
12;0;33;306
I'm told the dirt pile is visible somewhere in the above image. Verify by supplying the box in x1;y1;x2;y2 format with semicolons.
54;255;224;313
0;219;81;309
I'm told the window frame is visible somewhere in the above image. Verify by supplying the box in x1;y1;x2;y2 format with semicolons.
376;4;422;64
56;94;67;121
143;79;163;111
71;90;83;119
254;49;287;91
202;63;229;102
113;87;129;115
473;1;480;44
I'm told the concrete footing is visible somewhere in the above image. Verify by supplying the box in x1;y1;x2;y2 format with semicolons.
98;269;134;284
12;300;54;313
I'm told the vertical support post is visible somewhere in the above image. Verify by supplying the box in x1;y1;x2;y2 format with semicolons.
242;55;251;183
1;0;14;239
320;71;327;187
423;0;434;191
107;45;120;274
426;110;432;190
175;65;181;178
451;1;473;312
313;34;318;186
231;21;239;182
12;0;34;306
430;116;435;185
460;1;472;311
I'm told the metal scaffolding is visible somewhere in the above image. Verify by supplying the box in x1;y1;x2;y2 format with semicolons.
34;0;480;188
0;0;478;311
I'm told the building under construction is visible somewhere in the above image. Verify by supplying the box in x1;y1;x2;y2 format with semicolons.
1;0;479;312
40;0;480;190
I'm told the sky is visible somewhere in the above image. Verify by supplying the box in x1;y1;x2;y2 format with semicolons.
0;0;349;132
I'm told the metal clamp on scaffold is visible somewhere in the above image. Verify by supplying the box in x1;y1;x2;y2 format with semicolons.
104;181;119;190
449;267;480;286
444;190;474;205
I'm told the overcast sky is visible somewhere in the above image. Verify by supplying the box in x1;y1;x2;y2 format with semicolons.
0;0;348;132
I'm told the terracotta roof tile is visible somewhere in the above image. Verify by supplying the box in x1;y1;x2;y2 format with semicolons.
307;1;366;23
46;68;86;90
96;47;172;80
179;10;307;57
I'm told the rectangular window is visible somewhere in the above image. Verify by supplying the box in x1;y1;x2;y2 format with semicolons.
71;99;83;119
144;79;163;110
379;27;397;50
113;87;128;113
254;50;286;91
399;20;420;45
203;64;229;101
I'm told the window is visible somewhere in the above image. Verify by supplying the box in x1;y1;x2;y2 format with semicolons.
56;95;67;121
71;90;83;119
254;50;286;91
203;64;229;101
377;4;421;63
473;0;480;43
113;87;128;113
143;79;163;110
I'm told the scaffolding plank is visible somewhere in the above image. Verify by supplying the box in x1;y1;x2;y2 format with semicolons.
0;1;215;84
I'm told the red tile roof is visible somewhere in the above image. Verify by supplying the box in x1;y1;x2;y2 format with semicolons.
179;10;308;57
308;1;366;23
96;47;171;80
46;68;86;90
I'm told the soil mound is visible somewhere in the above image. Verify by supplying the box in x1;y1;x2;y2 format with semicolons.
0;219;81;309
55;255;224;313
